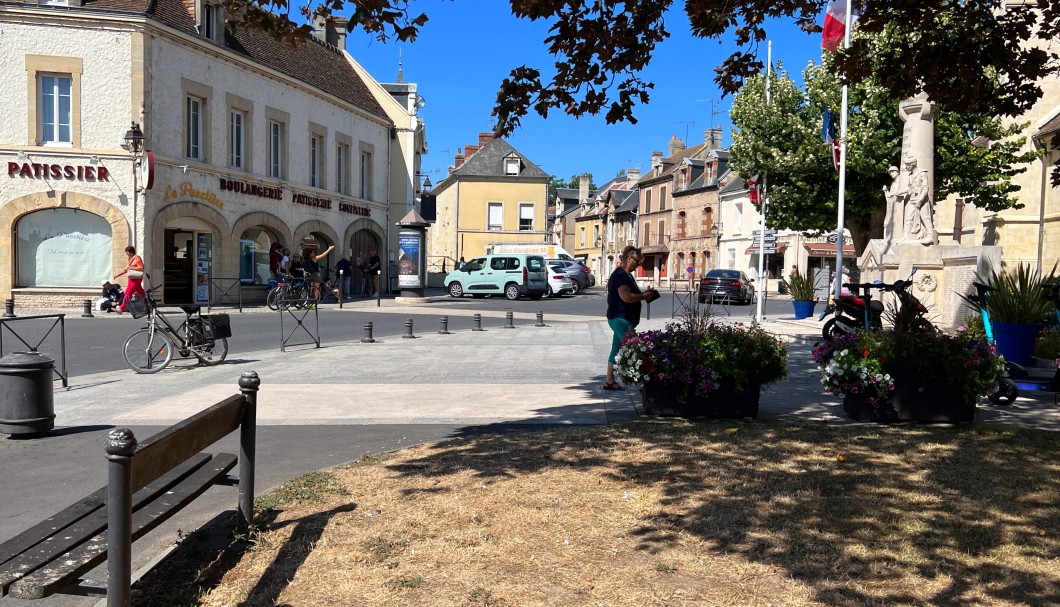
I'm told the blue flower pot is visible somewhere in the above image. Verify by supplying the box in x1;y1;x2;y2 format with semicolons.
992;322;1040;366
792;300;816;320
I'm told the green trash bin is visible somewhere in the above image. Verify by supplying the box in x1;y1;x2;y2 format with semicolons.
0;351;55;437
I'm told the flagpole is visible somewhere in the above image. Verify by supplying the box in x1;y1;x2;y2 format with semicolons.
833;3;854;301
756;41;771;324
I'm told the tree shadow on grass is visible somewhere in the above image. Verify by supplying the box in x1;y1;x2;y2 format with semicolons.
383;420;1060;606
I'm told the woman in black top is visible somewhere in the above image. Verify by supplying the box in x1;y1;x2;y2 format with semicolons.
302;244;335;301
603;245;657;390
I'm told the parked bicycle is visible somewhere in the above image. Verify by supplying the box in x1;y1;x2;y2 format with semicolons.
266;272;311;310
122;278;231;373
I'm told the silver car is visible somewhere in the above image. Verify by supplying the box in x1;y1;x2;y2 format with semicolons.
547;259;595;293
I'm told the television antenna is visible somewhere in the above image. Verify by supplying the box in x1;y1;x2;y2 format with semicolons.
697;98;720;127
673;119;696;143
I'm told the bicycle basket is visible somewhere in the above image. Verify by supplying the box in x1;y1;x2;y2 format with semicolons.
206;313;232;339
128;296;149;319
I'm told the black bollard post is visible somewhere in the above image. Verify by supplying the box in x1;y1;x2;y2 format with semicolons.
338;270;344;309
3;299;14;318
438;316;451;335
535;311;545;327
361;321;375;343
403;318;415;339
472;313;484;331
82;299;94;318
504;311;515;329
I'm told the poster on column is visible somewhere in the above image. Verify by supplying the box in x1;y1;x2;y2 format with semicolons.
397;230;421;288
196;234;210;302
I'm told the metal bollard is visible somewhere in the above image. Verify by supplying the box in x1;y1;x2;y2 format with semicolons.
361;322;375;343
503;311;515;329
338;269;344;309
535;311;546;327
472;313;484;331
403;318;415;339
438;316;451;335
3;299;14;318
82;299;95;318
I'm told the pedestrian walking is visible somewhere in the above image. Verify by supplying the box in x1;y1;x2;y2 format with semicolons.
603;245;656;391
114;246;145;314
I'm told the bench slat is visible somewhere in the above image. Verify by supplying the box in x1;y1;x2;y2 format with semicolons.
0;452;214;597
131;395;244;493
8;453;237;600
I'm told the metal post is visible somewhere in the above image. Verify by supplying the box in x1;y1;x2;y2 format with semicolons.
403;318;415;338
535;311;546;327
3;299;14;318
504;311;515;329
338;270;344;309
473;313;484;331
105;428;137;607
361;322;375;343
438;316;451;334
82;299;94;318
646;300;651;320
237;372;259;531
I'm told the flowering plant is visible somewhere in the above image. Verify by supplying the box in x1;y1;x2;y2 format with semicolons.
813;329;1005;409
614;309;788;402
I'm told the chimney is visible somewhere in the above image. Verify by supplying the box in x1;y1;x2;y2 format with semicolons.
478;132;494;147
668;134;686;157
311;15;328;42
705;127;724;150
464;144;479;159
651;151;664;173
454;149;464;168
626;168;641;183
331;16;347;49
579;176;590;204
183;0;195;19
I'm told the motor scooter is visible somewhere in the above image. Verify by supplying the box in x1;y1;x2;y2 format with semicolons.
819;270;928;340
972;281;1060;405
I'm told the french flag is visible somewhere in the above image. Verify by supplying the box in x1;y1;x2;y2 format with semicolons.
822;0;860;52
822;108;840;170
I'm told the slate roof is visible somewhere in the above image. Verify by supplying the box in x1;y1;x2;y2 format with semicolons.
72;0;386;118
638;142;711;184
720;170;746;195
612;190;640;214
435;138;549;190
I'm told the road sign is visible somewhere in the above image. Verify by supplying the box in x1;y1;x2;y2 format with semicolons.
756;248;778;254
752;235;777;243
752;229;777;236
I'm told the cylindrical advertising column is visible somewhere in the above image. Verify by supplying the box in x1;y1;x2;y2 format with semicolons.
397;229;425;298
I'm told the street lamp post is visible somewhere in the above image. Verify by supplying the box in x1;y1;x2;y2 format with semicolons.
123;122;144;249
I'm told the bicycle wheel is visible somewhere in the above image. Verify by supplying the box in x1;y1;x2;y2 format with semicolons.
266;286;283;311
293;284;311;309
192;336;228;366
123;328;174;373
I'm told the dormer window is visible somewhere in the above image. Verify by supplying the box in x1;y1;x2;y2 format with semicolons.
503;156;520;176
201;2;223;43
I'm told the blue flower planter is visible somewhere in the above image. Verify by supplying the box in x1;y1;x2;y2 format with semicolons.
792;300;816;320
992;322;1040;366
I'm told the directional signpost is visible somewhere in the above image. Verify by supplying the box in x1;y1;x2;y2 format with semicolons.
752;229;778;254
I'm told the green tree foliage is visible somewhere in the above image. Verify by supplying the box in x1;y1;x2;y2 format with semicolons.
729;61;1036;253
227;0;1060;137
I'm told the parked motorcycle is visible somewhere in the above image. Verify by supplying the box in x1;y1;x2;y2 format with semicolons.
819;270;930;340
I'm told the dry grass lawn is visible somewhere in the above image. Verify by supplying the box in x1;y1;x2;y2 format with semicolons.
136;421;1060;606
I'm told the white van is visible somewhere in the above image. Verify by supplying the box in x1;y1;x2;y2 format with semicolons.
486;243;575;260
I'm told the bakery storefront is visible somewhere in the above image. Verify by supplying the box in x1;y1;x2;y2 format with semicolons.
2;157;132;308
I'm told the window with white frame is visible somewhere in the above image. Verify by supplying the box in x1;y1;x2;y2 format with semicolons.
229;110;244;170
518;204;534;231
268;120;284;179
336;143;350;195
593;224;599;246
735;203;743;234
580;226;586;247
359;149;373;199
186;96;203;160
202;3;222;42
310;135;322;187
504;157;520;176
608;220;614;241
488;203;503;231
728;248;736;269
38;74;72;145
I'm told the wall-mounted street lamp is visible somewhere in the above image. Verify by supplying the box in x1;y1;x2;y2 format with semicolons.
123;121;147;248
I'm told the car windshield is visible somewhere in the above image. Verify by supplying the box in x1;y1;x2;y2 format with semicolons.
706;270;741;280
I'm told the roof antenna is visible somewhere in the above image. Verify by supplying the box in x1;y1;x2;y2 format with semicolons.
396;48;404;83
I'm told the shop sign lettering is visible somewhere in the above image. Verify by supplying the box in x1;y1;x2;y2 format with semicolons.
292;192;333;210
219;177;283;200
7;162;109;182
339;202;371;216
162;181;225;209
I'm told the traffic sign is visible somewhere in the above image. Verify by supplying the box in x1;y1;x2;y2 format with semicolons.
753;229;777;236
756;248;778;254
752;235;777;242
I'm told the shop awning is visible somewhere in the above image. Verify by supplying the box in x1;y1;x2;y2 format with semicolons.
804;242;855;256
744;242;788;255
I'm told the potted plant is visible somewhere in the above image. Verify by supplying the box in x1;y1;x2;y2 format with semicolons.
960;263;1058;365
812;329;1004;422
782;273;818;319
614;308;788;418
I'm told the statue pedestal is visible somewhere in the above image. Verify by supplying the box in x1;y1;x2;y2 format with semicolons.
859;240;1001;330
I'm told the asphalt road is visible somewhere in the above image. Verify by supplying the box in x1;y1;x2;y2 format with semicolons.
0;287;792;377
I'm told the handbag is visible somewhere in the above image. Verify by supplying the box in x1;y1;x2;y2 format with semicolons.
127;270;144;279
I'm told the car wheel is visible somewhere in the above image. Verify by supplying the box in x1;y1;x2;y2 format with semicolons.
546;285;554;298
449;282;464;298
505;283;520;301
570;281;581;294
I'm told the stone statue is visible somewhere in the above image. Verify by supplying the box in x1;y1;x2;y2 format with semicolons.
900;157;938;245
882;165;904;247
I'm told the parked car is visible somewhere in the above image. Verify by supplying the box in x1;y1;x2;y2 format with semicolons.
445;254;548;300
546;265;575;297
547;259;595;293
698;269;756;305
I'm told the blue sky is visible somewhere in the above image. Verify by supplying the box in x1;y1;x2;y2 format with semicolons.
343;1;826;186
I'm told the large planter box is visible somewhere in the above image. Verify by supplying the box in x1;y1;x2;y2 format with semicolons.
641;376;760;418
792;300;816;320
843;367;976;423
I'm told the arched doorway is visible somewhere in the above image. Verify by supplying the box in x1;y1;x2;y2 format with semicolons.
238;225;283;288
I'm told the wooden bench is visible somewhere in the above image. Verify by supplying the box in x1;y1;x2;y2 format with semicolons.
0;371;260;606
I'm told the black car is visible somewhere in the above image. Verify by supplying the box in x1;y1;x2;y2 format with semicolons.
698;269;756;305
547;259;595;293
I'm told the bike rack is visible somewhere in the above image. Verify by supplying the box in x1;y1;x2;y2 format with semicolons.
278;303;320;352
701;292;733;316
207;277;243;313
0;314;69;388
671;289;694;318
